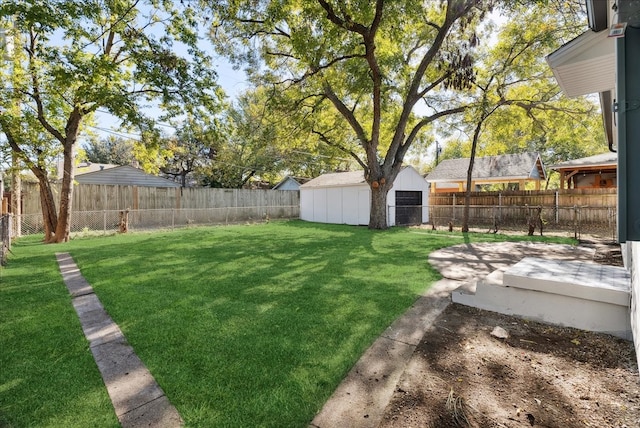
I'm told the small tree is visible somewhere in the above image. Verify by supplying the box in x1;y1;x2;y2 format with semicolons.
452;2;593;232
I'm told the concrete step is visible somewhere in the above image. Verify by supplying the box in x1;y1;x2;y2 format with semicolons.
452;257;632;340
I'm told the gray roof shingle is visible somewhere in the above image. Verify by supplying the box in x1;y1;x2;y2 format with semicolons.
426;152;544;182
549;152;616;169
300;170;367;188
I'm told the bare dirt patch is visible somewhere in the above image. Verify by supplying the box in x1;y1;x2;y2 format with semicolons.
379;302;639;428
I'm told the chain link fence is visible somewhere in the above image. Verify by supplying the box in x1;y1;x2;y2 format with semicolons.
19;205;300;237
429;204;617;241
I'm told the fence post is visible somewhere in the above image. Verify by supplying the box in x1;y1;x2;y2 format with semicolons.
555;191;559;225
452;194;456;221
172;208;175;230
498;192;502;221
573;205;578;240
103;210;107;235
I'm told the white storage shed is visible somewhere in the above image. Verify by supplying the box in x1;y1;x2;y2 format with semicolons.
300;166;429;226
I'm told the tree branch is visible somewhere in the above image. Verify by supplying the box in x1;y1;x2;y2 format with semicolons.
312;129;368;172
322;82;369;147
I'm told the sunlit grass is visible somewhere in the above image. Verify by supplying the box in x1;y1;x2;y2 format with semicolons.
1;221;575;426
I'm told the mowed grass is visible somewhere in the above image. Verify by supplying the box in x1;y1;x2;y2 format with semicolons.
0;221;575;427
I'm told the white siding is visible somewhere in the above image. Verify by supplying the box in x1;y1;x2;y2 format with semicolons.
326;188;343;224
313;189;328;223
342;187;366;225
358;190;370;225
300;189;314;221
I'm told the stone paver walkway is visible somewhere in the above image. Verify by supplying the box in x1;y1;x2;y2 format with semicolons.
56;252;182;428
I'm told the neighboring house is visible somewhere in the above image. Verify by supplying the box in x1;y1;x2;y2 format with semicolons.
426;152;546;193
56;160;118;180
300;166;429;226
550;152;617;189
74;165;180;188
273;176;308;191
547;1;640;370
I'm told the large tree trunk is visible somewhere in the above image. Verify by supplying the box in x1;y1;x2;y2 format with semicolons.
369;183;390;229
52;113;82;243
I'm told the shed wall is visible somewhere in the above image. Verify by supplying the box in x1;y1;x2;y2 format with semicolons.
300;184;370;225
300;167;428;226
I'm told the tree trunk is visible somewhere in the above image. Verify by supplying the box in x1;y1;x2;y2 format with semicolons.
52;112;82;243
11;153;21;238
462;118;484;233
38;178;58;242
369;183;390;229
53;141;75;242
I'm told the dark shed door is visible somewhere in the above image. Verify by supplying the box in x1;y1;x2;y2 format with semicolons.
395;191;422;226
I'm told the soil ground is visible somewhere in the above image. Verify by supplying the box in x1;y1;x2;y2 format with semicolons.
378;241;639;428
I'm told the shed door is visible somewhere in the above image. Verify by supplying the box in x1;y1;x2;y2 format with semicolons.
395;191;422;226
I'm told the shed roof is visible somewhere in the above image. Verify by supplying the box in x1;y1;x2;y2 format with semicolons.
300;170;367;188
549;152;617;170
75;165;181;187
426;152;546;182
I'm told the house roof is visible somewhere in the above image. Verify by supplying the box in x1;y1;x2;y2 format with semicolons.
426;153;546;183
272;176;310;190
549;152;617;170
300;170;367;188
75;165;181;187
56;161;118;180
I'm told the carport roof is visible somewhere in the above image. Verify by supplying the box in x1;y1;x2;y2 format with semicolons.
549;152;617;170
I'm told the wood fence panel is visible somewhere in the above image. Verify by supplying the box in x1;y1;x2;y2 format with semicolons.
429;189;617;229
21;182;300;215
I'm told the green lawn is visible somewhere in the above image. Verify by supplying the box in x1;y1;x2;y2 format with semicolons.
0;221;575;427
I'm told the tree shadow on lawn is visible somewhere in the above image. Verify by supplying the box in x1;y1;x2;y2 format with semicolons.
61;221;453;426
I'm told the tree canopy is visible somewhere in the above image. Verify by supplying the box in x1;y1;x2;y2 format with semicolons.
0;0;223;241
207;0;504;228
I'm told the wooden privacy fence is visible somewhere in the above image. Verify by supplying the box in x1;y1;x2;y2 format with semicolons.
429;189;617;238
20;182;300;235
22;182;300;213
